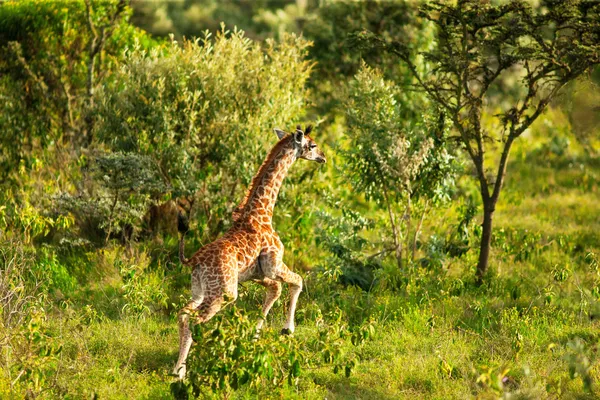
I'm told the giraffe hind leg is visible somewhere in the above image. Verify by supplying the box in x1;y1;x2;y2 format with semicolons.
172;294;225;379
172;297;202;379
172;271;206;378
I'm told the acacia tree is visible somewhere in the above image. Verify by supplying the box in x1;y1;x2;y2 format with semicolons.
354;0;600;283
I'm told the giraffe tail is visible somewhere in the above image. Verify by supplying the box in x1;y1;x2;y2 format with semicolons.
177;212;190;265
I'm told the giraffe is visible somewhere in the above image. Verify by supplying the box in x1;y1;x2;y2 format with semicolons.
172;125;326;379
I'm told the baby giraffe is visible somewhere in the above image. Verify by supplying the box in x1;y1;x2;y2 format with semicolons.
173;125;326;379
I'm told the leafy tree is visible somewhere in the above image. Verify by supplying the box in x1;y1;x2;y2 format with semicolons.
353;0;600;282
304;0;422;83
559;69;600;155
56;153;165;244
345;64;456;269
94;28;312;238
0;0;154;247
130;0;285;39
128;1;432;113
0;0;147;178
303;0;432;114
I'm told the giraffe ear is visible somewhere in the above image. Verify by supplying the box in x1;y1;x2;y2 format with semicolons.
294;125;305;144
294;128;304;144
274;128;286;140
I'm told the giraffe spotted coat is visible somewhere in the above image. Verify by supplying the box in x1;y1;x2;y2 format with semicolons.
173;125;326;379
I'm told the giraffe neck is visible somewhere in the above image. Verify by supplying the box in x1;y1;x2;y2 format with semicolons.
235;137;297;224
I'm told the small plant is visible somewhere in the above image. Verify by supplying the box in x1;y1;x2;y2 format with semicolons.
118;251;167;318
177;305;305;397
475;364;512;397
310;309;363;378
33;248;77;296
565;338;596;393
446;198;479;258
6;307;62;397
0;242;38;330
174;303;368;398
344;64;456;269
315;206;379;291
552;264;571;283
0;241;62;398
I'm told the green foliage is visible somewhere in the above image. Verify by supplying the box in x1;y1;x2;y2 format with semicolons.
565;337;596;392
130;0;282;39
303;0;427;84
117;251;168;318
0;241;62;398
6;307;62;397
444;197;480;258
346;64;442;202
314;206;378;291
0;241;38;330
0;157;75;245
352;0;600;281
1;1;600;399
56;152;166;243
177;303;364;398
0;0;150;178
34;248;78;296
181;306;303;396
344;63;457;268
95;28;311;236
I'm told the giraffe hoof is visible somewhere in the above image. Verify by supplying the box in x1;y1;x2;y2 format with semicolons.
280;328;292;336
171;364;186;380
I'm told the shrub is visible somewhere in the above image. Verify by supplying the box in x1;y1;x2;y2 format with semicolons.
175;306;306;398
95;28;312;238
0;240;62;398
345;64;456;269
118;250;168;318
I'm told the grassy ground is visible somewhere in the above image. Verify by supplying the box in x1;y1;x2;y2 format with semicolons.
3;120;600;399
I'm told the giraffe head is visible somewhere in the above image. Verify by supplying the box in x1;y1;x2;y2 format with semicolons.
274;125;326;164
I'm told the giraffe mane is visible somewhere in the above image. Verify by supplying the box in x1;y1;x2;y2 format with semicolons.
232;134;294;222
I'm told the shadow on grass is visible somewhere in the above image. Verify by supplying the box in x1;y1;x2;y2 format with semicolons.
311;372;403;400
555;329;600;345
132;346;177;373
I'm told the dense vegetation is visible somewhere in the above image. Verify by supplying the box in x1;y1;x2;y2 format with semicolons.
1;0;599;398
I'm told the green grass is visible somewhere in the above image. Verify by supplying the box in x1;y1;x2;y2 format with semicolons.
3;133;600;399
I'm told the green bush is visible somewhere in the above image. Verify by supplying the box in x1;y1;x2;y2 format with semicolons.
95;27;312;237
0;241;62;398
0;0;150;178
344;64;456;269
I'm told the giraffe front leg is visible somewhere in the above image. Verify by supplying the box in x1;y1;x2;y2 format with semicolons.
276;264;303;335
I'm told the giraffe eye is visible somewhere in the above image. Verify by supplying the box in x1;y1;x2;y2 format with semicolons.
309;143;317;149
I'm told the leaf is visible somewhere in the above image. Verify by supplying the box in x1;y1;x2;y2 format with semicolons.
291;359;301;377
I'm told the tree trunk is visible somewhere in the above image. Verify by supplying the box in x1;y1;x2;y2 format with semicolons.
382;184;402;270
476;201;494;285
395;243;403;270
412;200;428;261
405;195;412;264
